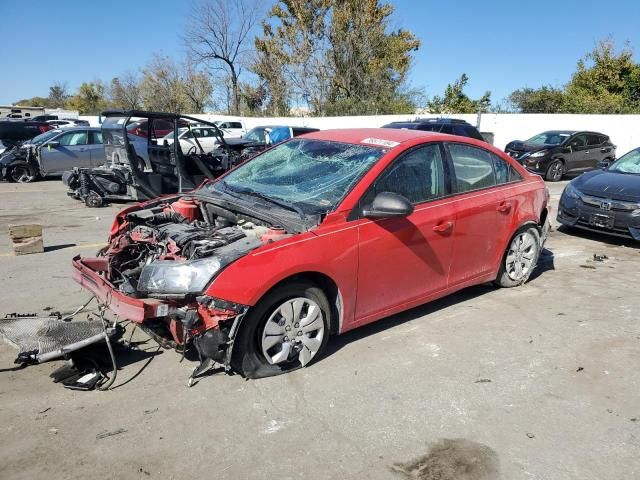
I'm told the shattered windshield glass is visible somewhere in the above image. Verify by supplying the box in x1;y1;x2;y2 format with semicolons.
207;139;385;213
609;149;640;174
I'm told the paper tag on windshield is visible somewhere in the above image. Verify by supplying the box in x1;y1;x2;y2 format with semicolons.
361;138;400;148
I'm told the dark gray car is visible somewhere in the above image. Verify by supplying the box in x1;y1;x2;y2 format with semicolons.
505;131;616;181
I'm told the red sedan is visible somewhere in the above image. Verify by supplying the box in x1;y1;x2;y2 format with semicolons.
72;128;550;379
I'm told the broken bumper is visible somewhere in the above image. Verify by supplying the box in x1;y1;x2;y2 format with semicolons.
71;255;170;323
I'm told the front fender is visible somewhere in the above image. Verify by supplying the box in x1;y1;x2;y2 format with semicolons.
205;219;360;330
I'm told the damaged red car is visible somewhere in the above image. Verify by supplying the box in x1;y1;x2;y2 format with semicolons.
72;128;550;379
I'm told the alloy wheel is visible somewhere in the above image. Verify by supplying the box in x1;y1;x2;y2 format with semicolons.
505;231;537;281
260;297;325;367
548;161;563;181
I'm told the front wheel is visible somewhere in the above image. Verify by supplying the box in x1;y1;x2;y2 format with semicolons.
545;160;564;181
8;165;36;183
231;282;331;379
495;226;541;287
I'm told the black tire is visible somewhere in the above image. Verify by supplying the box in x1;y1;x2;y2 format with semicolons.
84;191;104;208
8;165;36;183
231;281;331;379
495;225;541;288
545;160;564;182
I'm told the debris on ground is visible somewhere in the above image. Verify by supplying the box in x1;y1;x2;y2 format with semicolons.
144;408;159;415
593;254;608;262
526;433;535;439
38;407;51;414
96;428;127;440
474;378;492;383
576;367;584;372
8;223;44;255
580;265;596;270
48;428;58;435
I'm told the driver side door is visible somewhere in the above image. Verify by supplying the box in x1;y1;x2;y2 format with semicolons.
354;143;456;326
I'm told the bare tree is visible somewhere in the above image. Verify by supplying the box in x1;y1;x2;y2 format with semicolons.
185;0;262;114
182;60;214;113
140;55;187;113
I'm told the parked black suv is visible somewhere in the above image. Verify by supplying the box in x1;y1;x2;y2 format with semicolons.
505;130;616;181
382;118;486;142
0;120;54;147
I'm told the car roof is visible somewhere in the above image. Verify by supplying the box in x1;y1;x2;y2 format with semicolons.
54;126;100;132
300;128;447;146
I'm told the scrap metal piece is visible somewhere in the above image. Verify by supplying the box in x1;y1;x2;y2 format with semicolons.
0;313;109;364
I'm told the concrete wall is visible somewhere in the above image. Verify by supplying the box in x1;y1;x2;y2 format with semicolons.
81;113;640;156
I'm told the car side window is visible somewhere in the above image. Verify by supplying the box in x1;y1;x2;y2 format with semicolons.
493;154;510;184
448;143;497;192
367;144;445;205
57;131;88;146
229;122;242;129
90;131;103;144
571;135;587;147
586;134;601;146
599;135;609;145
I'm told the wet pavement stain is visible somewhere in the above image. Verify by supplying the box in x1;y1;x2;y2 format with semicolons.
392;438;500;480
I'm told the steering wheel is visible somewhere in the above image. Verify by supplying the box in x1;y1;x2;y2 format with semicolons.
187;146;198;155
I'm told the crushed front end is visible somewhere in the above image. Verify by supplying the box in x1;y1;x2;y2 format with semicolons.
71;194;291;379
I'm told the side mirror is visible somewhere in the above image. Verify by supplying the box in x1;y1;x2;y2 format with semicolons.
47;141;60;149
362;192;414;219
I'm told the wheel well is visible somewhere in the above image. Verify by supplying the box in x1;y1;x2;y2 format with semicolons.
539;207;549;229
264;272;342;336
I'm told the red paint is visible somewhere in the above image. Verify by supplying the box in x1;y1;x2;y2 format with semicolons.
169;197;201;222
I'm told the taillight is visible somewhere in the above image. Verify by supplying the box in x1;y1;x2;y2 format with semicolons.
39;125;53;133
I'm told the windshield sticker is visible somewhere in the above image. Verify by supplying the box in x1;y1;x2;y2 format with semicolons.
361;137;399;148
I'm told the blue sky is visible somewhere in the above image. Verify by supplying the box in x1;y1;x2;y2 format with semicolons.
1;0;639;106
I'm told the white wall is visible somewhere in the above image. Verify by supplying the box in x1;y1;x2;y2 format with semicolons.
81;113;640;156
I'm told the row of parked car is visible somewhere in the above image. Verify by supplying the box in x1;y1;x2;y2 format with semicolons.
0;113;638;243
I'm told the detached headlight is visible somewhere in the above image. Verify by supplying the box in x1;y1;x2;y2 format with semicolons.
564;183;582;200
529;150;548;158
137;257;222;294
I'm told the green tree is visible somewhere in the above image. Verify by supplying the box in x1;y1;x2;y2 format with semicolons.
508;86;566;113
14;96;50;107
66;82;108;114
254;0;420;116
48;82;69;108
327;0;419;115
427;74;491;114
563;39;640;113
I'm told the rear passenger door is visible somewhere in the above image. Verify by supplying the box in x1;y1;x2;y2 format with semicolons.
585;134;603;169
445;143;515;286
88;130;105;166
566;134;589;171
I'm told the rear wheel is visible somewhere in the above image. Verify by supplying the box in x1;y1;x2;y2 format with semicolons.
495;226;541;287
8;165;36;183
231;281;331;379
545;160;564;181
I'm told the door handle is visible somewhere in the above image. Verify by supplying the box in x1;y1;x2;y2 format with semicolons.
584;150;590;154
432;220;454;233
497;202;512;213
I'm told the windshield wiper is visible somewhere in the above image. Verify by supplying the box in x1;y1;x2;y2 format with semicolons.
221;181;306;221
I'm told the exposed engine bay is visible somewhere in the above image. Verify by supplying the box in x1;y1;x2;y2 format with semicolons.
94;195;291;379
